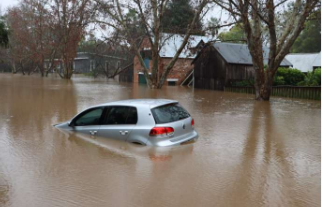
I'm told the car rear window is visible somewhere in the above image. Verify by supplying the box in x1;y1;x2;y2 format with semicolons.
151;103;190;124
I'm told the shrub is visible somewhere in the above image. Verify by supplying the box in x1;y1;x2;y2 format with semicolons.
275;68;305;86
297;69;320;86
273;76;285;86
314;68;321;85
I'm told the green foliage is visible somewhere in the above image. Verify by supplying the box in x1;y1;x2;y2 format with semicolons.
273;76;285;86
297;68;321;86
217;24;245;43
0;17;9;48
314;68;321;85
274;68;305;86
232;79;254;87
124;9;146;39
161;0;204;35
207;17;220;36
292;10;321;53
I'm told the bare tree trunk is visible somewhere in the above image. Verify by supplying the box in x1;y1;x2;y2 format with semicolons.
11;61;17;74
61;58;73;79
19;60;25;75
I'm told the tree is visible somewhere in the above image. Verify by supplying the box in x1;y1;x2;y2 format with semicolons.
214;0;320;101
0;18;9;47
6;0;59;76
77;38;133;78
292;9;321;53
50;0;96;79
97;0;209;88
160;0;204;35
218;23;245;43
297;68;321;86
207;17;220;36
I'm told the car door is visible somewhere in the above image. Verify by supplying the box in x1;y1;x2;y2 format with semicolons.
98;106;138;141
70;107;105;136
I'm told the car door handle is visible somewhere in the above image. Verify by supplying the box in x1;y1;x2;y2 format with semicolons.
90;131;97;135
119;131;128;135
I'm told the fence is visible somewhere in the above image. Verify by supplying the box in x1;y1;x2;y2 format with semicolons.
225;86;321;100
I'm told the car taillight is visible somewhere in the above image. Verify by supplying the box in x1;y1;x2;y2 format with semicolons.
149;127;174;136
191;118;195;126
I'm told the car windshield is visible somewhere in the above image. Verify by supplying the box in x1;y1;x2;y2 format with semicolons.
151;103;190;124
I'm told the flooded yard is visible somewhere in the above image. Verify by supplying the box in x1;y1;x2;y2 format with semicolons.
0;74;321;207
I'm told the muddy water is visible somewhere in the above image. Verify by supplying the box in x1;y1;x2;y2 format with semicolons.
0;74;320;207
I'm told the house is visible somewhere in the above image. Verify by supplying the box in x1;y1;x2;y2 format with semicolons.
133;33;210;86
192;42;292;91
285;52;321;73
44;52;128;75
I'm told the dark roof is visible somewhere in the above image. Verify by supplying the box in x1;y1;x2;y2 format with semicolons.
209;42;292;66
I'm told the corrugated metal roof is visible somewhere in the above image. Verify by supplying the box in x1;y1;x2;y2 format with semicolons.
212;42;292;66
159;33;211;59
285;52;321;72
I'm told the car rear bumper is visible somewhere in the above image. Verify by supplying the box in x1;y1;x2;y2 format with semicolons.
146;130;199;147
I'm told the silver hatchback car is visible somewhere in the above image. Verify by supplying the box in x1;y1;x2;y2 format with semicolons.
54;99;199;147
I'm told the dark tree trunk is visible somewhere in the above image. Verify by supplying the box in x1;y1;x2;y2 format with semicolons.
255;69;275;101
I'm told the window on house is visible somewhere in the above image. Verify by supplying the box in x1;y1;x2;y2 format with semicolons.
167;79;178;86
144;58;150;69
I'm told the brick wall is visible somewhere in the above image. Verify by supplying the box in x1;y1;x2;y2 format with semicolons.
133;37;194;85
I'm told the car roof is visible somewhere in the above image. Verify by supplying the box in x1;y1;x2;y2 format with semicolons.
96;99;178;109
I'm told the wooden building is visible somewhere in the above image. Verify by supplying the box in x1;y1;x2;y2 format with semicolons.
192;42;292;91
73;52;127;74
44;52;127;75
118;63;134;83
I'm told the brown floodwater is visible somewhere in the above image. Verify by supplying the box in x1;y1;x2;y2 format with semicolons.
0;74;321;207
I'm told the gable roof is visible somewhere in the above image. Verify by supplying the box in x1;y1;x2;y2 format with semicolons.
285;52;321;72
158;33;211;59
211;42;292;66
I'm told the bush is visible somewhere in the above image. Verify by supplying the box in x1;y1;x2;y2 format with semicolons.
275;68;305;86
297;68;321;86
314;68;321;85
273;76;285;86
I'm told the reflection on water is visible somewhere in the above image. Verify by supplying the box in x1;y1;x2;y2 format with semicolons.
0;74;321;207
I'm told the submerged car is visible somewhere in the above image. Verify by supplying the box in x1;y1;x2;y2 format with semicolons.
54;99;199;147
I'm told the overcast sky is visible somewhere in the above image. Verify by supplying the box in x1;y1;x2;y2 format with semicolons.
0;0;230;39
0;0;18;13
0;0;228;23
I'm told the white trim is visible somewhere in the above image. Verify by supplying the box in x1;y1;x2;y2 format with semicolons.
138;72;152;75
167;78;178;82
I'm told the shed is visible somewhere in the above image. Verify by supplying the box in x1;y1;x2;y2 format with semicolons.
118;63;134;83
285;52;321;73
74;52;127;74
192;42;292;91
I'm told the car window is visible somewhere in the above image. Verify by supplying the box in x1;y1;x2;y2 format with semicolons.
151;103;190;124
74;107;103;126
104;106;138;125
126;107;138;124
